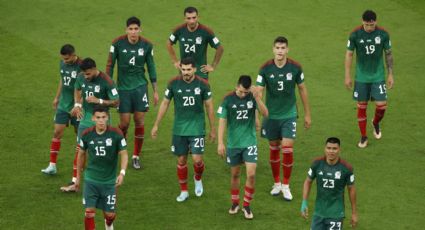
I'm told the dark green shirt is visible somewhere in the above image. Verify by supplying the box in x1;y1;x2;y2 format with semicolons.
58;58;82;112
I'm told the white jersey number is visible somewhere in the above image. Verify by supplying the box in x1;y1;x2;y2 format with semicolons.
323;178;335;188
236;110;248;120
129;56;136;65
183;96;195;106
365;45;375;55
95;146;106;156
184;44;196;53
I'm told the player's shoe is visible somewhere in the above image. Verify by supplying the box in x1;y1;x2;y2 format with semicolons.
105;219;114;230
282;184;293;201
194;177;204;197
41;164;57;175
60;182;77;192
357;136;368;148
176;191;189;202
372;120;382;140
242;206;254;220
228;203;240;215
132;157;141;169
270;183;282;196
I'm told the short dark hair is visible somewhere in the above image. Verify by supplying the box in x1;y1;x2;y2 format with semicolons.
238;75;252;89
80;58;96;71
93;105;109;114
127;16;141;27
362;10;377;22
60;44;75;55
184;6;198;15
180;57;196;67
274;36;288;46
326;137;341;146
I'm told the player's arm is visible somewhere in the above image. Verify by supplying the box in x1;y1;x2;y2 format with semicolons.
106;43;117;78
255;85;265;131
345;50;354;89
53;79;62;110
146;47;159;106
201;45;224;73
75;147;86;191
204;98;216;142
297;83;311;129
151;98;171;139
115;149;128;187
166;40;180;69
217;117;227;158
301;177;313;219
71;88;83;119
385;49;394;89
348;185;358;228
252;86;268;118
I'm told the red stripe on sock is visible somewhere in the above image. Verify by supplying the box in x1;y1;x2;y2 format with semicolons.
194;161;204;180
373;104;387;125
50;138;61;163
231;189;240;204
269;143;280;183
357;103;368;137
243;186;255;207
177;164;188;191
282;146;293;185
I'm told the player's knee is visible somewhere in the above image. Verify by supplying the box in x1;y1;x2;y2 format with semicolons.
85;209;96;218
119;123;129;132
246;173;256;183
53;129;64;139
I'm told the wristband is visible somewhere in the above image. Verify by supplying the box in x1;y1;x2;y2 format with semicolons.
99;99;104;104
74;103;82;108
301;199;308;212
120;169;126;176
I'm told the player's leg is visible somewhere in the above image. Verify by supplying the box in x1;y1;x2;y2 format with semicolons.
41;124;66;174
82;181;99;230
324;218;343;230
262;118;283;195
227;148;242;214
242;162;257;220
173;135;190;202
84;208;96;230
132;111;145;169
280;118;296;201
190;136;205;197
103;212;116;230
101;184;117;230
371;81;388;140
353;81;370;148
311;215;326;230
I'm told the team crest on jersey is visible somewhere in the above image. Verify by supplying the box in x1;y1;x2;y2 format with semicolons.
138;48;144;56
247;101;253;109
95;85;100;93
335;171;341;179
71;71;77;78
286;73;293;80
196;36;202;44
106;138;112;146
375;36;381;44
194;87;201;95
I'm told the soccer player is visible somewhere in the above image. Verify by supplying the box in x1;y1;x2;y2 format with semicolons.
345;10;394;148
42;44;82;175
166;6;224;80
106;16;158;169
300;137;358;229
151;57;216;202
217;75;268;220
256;36;311;200
60;58;119;192
75;106;128;230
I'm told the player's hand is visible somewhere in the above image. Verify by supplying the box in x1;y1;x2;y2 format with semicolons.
115;174;124;187
217;143;226;158
387;73;394;89
201;64;214;73
71;107;83;120
300;200;309;219
151;125;158;139
345;74;352;90
351;212;358;228
86;96;99;104
304;115;311;129
209;128;216;143
52;98;59;110
153;91;159;106
173;60;181;69
250;85;261;99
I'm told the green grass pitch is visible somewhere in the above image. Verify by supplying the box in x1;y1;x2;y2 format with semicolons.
1;0;424;229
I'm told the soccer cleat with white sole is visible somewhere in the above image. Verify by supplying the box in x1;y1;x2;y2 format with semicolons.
282;184;293;201
357;136;368;148
41;164;57;175
194;177;204;197
270;183;282;196
228;203;240;215
132;157;141;169
242;206;254;220
372;120;382;140
105;220;114;230
176;191;189;202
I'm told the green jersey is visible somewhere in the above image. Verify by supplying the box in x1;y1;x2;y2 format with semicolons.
58;57;82;112
347;25;391;83
217;91;257;148
79;126;127;184
169;23;221;79
256;58;304;119
165;76;212;136
106;35;157;90
307;156;355;219
75;72;119;127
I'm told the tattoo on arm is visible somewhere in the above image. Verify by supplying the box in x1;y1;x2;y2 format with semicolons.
385;50;393;74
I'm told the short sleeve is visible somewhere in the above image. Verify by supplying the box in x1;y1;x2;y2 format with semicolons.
164;83;174;100
346;169;355;186
256;69;266;87
307;161;318;180
74;75;83;90
169;30;179;44
383;32;391;50
295;69;305;85
107;82;119;100
347;32;356;51
202;82;212;100
217;98;228;119
80;135;88;151
207;31;221;49
118;136;127;151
